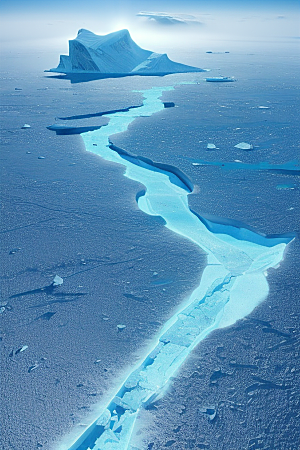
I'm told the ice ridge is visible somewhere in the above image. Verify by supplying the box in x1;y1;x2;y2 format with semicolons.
47;29;204;75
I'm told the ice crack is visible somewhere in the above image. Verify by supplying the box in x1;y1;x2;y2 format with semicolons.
61;84;292;450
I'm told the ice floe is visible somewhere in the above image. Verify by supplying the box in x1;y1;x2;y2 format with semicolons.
234;142;253;150
53;275;63;286
206;143;217;149
205;76;235;82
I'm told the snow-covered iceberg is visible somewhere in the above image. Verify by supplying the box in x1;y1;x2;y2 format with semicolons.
47;29;204;75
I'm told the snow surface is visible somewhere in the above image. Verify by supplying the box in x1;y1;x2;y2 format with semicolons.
48;29;204;75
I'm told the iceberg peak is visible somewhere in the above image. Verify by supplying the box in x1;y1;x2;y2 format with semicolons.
47;29;204;76
77;28;90;35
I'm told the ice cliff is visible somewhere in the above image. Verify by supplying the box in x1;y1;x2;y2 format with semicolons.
48;29;204;75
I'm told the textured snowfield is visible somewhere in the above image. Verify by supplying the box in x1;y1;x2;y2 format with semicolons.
63;86;292;450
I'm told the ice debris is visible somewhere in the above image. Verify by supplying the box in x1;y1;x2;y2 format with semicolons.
9;247;21;255
117;324;126;331
199;406;217;421
163;102;175;108
276;184;296;190
97;409;111;427
10;345;29;356
21;124;31;129
234;142;253;150
17;345;28;354
207;143;217;149
28;363;39;373
52;275;63;286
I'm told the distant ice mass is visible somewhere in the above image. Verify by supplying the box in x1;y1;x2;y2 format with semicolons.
205;76;235;82
21;124;31;129
137;11;201;26
47;29;204;75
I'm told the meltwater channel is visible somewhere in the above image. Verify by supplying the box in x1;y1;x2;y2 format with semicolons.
62;85;292;450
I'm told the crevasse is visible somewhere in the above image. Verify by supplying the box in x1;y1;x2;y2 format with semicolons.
62;85;292;450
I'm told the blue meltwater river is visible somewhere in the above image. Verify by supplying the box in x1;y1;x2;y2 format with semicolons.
62;85;292;450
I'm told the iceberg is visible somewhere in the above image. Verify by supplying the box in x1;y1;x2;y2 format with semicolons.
47;29;204;76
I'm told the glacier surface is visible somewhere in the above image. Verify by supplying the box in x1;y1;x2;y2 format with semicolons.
47;29;204;76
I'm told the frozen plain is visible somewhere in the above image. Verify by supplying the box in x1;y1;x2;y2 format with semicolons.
1;40;300;450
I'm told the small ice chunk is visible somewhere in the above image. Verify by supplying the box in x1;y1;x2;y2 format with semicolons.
258;106;270;109
113;396;132;411
192;163;201;166
19;345;28;353
38;156;45;159
199;406;217;421
97;409;111;427
9;248;21;255
21;124;31;129
276;184;295;190
0;307;5;314
53;275;63;286
207;143;217;149
28;363;39;373
16;345;28;354
117;324;126;331
234;142;253;150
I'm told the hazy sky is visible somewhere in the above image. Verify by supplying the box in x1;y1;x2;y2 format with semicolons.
1;0;299;52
